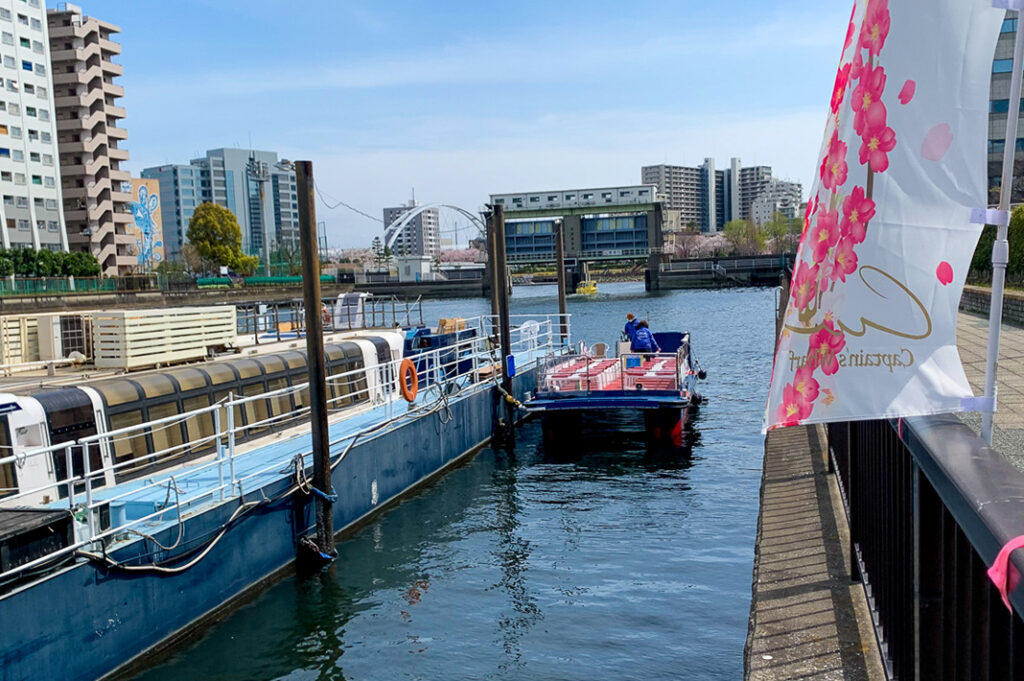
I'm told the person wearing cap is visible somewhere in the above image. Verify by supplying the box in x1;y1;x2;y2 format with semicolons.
623;313;639;342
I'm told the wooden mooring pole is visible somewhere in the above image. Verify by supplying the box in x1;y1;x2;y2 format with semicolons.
555;219;568;345
295;160;336;564
488;205;515;446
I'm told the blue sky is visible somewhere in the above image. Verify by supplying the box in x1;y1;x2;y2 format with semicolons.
79;0;851;247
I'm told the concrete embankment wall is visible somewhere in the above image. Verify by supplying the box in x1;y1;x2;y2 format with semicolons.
0;369;537;681
960;284;1024;325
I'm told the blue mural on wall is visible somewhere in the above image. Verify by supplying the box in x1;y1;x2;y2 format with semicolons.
126;182;163;269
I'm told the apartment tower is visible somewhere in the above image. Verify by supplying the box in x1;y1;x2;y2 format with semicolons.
0;0;67;251
47;3;131;275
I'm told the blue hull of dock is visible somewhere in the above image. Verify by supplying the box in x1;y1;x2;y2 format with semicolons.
0;369;538;681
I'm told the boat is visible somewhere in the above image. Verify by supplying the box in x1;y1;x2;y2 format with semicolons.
525;330;706;447
575;279;598;295
0;308;561;681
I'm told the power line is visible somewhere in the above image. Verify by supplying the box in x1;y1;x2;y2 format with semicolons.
314;183;383;223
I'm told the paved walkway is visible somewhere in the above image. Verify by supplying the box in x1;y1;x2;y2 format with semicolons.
745;425;885;681
957;312;1024;470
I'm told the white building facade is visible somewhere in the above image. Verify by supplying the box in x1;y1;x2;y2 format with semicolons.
0;0;66;251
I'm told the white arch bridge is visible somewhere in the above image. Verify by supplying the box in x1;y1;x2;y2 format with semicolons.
383;204;486;251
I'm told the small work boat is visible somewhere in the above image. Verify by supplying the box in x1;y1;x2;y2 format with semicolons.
574;280;598;295
525;331;706;447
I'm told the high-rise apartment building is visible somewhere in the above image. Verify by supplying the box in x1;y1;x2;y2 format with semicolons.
383;201;440;257
642;158;802;233
142;148;298;264
750;178;804;226
47;3;131;275
0;0;67;251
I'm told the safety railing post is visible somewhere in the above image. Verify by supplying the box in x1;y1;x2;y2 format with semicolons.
64;444;75;509
227;392;237;495
214;407;225;501
82;444;94;540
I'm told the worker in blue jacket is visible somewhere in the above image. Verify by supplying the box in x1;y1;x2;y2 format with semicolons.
623;313;638;342
630;320;661;353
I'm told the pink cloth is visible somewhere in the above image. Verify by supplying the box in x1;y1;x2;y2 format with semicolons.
987;535;1024;612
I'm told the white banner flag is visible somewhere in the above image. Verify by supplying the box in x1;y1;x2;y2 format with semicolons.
764;0;1005;431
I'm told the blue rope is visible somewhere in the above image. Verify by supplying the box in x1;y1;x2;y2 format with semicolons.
310;486;338;503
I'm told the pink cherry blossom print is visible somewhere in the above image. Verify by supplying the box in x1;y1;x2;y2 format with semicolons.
898;79;915;105
778;382;813;426
831;235;859;283
852;65;886;135
791;262;820;311
831;63;852;115
858;103;896;172
841;186;875;244
860;0;891;57
921;123;953;162
811;209;840;264
820;130;849;191
936;261;953;285
809;321;846;376
793;364;820;404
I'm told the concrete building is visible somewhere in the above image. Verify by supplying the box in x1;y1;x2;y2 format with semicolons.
0;0;67;252
383;201;440;258
750;178;803;226
642;159;802;233
490;185;660;261
47;2;130;274
989;16;1024;201
142;148;297;265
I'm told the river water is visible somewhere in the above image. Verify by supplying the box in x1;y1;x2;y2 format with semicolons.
130;282;774;680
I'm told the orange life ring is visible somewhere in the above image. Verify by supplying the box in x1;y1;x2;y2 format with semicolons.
399;358;418;402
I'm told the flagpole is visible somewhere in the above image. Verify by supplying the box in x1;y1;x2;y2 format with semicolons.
982;10;1024;444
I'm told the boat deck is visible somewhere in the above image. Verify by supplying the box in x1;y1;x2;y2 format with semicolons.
541;355;681;392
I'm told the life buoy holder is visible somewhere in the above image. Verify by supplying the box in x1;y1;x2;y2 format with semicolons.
399;359;418;402
321;303;331;327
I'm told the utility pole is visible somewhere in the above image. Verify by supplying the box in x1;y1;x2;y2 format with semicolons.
487;216;499;321
554;220;568;345
295;160;336;563
489;205;515;446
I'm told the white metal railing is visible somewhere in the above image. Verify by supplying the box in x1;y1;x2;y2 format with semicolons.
0;314;569;583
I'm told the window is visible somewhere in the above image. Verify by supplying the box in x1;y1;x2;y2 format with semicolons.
14;195;25;207
16;218;28;230
35;219;43;231
0;147;7;157
6;80;16;92
39;131;49;142
47;220;57;231
43;175;53;187
547;195;558;201
21;60;31;71
33;63;43;75
18;37;27;48
7;102;17;114
22;83;32;94
995;59;1014;74
28;151;38;161
0;8;10;20
31;40;41;54
11;149;21;160
1;31;12;45
0;102;4;111
583;193;594;199
44;198;56;209
27;129;37;140
9;126;20;138
30;18;40;31
619;190;630;197
0;171;9;181
30;174;40;185
24;106;34;117
38;108;47;121
41;153;51;165
0;124;6;135
35;85;44;97
1;195;11;205
2;56;13;68
529;196;540;203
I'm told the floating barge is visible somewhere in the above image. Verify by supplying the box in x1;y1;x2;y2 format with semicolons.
0;309;563;681
526;332;705;446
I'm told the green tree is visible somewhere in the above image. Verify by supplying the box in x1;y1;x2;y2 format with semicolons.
34;249;60;277
65;251;100;277
371;236;384;270
723;219;765;255
0;250;13;277
186;202;258;275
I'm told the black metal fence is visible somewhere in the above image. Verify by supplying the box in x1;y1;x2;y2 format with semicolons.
828;416;1024;680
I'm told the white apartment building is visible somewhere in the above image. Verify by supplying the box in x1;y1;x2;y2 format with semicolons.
0;0;67;251
383;201;440;258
